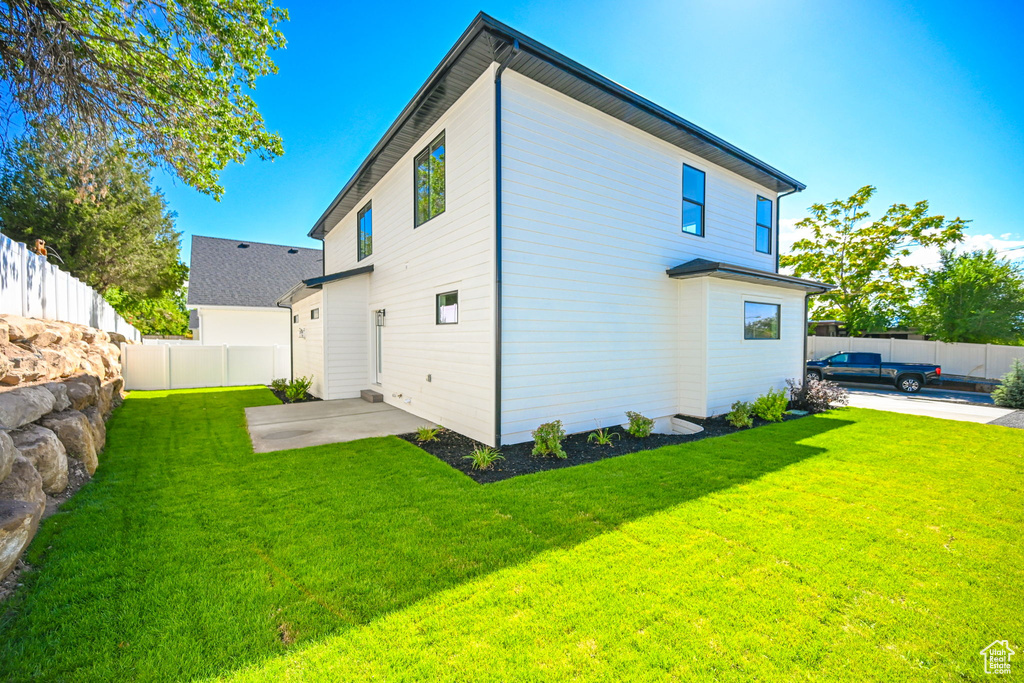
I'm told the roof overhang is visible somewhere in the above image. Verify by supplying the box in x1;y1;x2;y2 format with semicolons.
310;12;806;240
276;264;374;307
667;259;833;293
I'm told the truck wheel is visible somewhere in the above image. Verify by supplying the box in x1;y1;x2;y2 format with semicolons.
897;375;922;393
806;370;821;383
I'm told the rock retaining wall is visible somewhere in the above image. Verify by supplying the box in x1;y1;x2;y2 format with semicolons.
0;314;128;580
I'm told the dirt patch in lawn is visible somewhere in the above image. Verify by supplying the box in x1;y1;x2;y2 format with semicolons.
398;413;808;483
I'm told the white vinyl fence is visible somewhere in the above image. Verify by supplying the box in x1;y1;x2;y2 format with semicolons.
0;233;140;341
807;336;1024;380
121;343;290;390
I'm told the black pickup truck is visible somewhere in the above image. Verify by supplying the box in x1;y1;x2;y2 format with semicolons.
806;352;941;393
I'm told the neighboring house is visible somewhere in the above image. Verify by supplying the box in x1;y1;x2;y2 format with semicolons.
188;236;322;348
278;13;831;446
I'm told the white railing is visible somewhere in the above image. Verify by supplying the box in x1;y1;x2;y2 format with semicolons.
120;343;290;390
0;233;140;341
807;336;1024;380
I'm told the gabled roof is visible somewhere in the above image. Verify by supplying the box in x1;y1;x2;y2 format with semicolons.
666;258;833;292
187;235;323;308
310;12;806;240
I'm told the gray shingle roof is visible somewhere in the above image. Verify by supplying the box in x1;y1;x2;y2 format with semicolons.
187;235;323;308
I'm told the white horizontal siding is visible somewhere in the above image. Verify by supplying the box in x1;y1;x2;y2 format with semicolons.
290;292;324;397
322;276;369;398
704;279;806;415
320;65;496;444
197;307;291;347
499;71;786;444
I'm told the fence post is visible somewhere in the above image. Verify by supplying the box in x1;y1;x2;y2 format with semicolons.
119;342;127;387
163;344;171;390
221;345;228;387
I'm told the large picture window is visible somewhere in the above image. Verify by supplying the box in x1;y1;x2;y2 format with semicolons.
436;291;458;324
744;301;780;339
415;132;446;226
756;196;773;254
682;164;705;236
357;202;372;261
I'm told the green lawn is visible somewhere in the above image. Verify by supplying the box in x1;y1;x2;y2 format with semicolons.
0;387;1021;681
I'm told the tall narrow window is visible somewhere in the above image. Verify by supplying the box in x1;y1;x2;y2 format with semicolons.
682;164;705;236
415;132;446;226
357;202;372;260
756;195;773;254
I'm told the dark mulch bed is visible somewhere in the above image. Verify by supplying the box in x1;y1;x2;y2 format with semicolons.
397;413;809;483
268;388;322;404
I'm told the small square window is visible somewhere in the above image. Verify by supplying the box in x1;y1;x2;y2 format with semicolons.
293;314;298;323
311;308;320;320
744;302;780;339
436;291;458;324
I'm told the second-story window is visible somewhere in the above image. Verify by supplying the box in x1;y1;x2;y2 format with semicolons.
682;164;705;237
756;196;773;254
357;202;372;261
415;131;446;226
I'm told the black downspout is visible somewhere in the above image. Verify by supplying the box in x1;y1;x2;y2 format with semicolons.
493;39;519;448
277;299;295;381
775;187;798;274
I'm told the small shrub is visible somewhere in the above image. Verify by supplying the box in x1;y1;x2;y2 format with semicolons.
726;400;754;429
993;358;1024;409
587;428;620;446
787;377;849;413
415;425;441;442
625;411;654;438
271;378;288;392
532;420;567;459
464;447;504;471
284;376;313;402
752;387;788;423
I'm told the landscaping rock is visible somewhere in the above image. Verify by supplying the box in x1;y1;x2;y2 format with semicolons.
82;406;106;452
0;455;45;510
108;332;127;346
10;425;68;494
0;385;56;430
2;316;45;344
0;499;39;581
0;430;16;483
64;377;99;411
36;411;97;476
42;382;72;412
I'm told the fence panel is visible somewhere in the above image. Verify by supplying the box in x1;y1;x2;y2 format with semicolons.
122;344;289;390
807;336;1024;379
0;233;140;340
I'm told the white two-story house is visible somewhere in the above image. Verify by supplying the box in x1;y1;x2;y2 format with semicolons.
278;13;831;447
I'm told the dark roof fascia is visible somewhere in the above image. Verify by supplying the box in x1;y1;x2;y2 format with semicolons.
303;264;374;288
309;12;805;240
666;259;833;292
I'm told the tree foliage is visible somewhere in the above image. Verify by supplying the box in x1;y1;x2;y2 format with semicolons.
0;130;185;298
782;186;966;335
103;274;189;336
0;0;287;197
912;249;1024;344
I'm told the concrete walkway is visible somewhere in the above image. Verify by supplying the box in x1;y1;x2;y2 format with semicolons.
245;398;435;453
845;386;1016;425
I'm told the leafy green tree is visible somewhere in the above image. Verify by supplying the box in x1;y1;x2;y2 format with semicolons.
782;185;966;335
0;0;287;197
912;249;1024;344
103;276;190;336
0;130;186;306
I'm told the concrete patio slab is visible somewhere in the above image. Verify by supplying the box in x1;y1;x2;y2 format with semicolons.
245;398;435;453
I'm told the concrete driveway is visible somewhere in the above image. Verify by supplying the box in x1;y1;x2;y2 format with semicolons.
245;398;435;453
845;385;1016;425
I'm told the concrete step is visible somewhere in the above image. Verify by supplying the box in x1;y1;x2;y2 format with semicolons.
360;389;383;403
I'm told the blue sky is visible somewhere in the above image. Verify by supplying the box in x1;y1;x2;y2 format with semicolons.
158;0;1024;266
